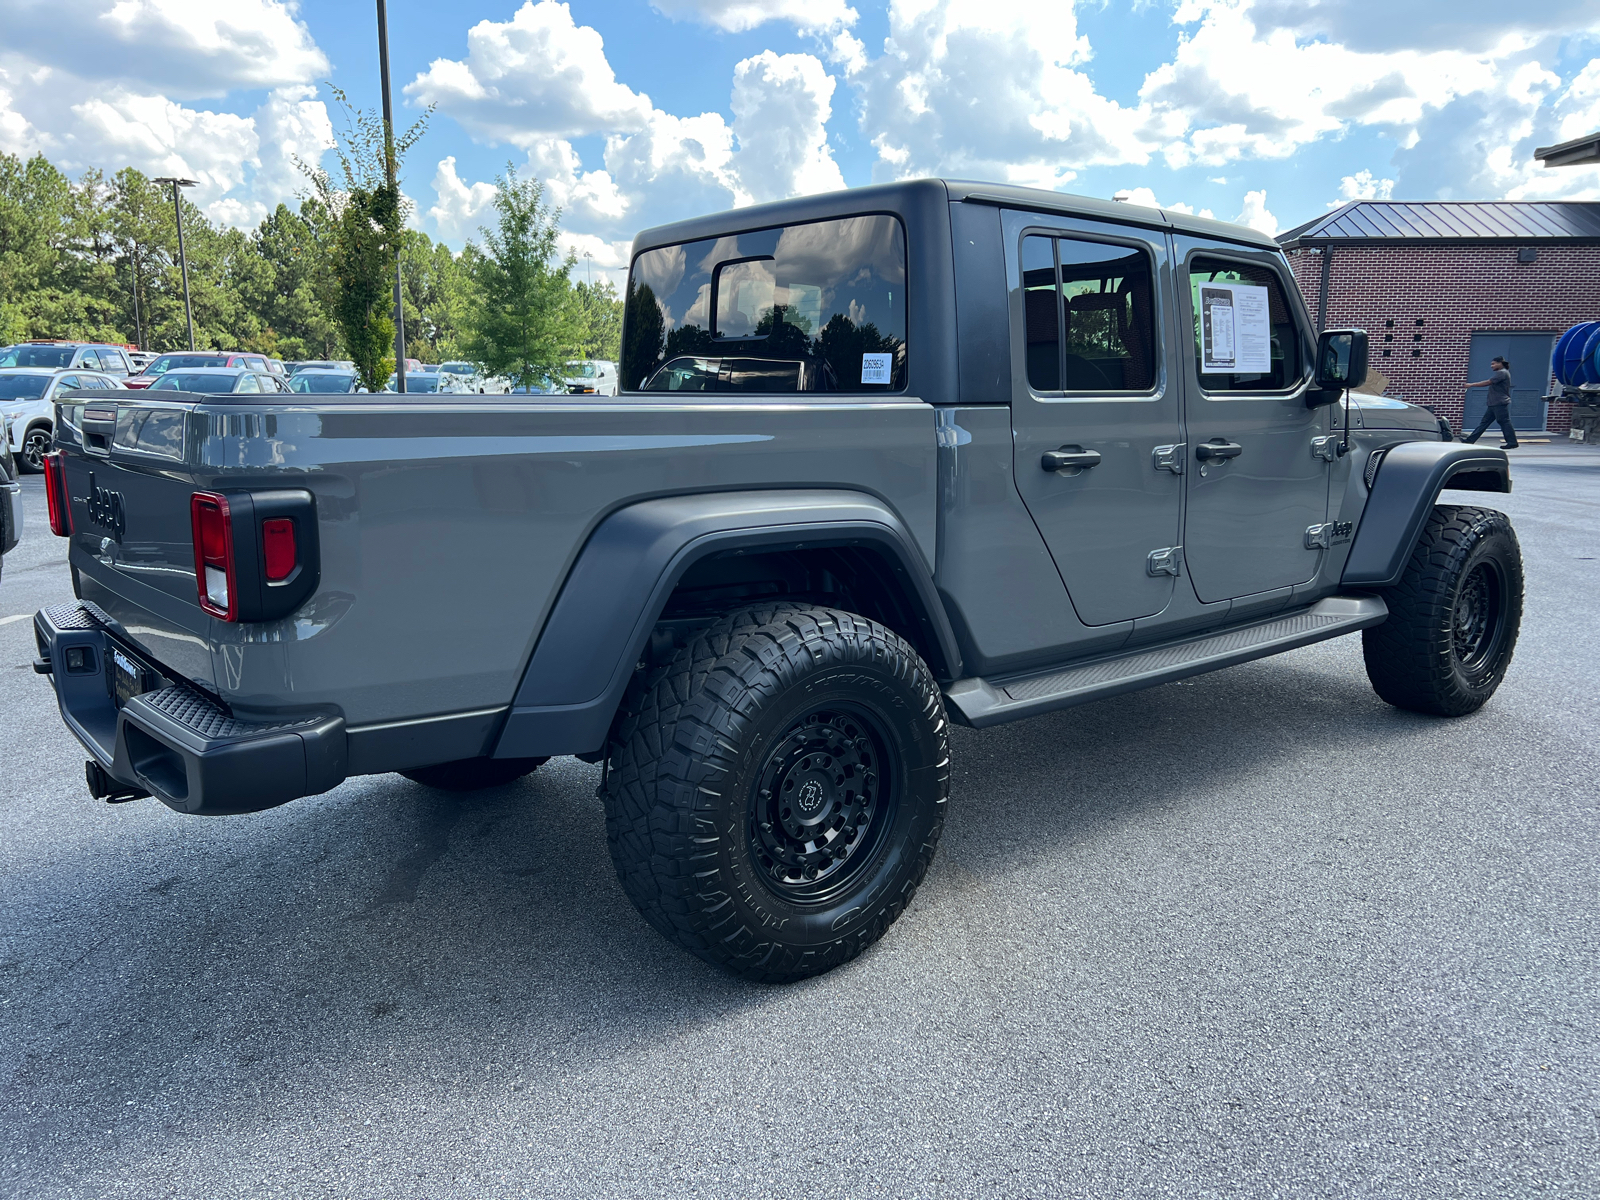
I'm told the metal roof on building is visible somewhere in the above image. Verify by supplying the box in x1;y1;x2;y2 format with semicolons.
1278;200;1600;248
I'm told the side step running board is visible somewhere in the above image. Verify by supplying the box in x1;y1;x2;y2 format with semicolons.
944;595;1387;728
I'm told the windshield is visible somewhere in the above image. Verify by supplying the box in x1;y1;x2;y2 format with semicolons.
0;374;52;400
565;362;597;379
151;373;237;392
388;375;441;392
439;362;475;375
290;373;358;393
145;354;228;375
0;345;74;368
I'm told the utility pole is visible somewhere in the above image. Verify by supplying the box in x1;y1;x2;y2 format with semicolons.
583;250;593;288
130;247;143;350
153;177;198;351
376;0;407;393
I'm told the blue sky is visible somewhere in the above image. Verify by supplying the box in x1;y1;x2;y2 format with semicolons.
2;0;1597;278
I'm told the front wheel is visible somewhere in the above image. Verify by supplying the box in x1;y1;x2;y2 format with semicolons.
602;604;950;983
1362;505;1523;716
20;426;50;474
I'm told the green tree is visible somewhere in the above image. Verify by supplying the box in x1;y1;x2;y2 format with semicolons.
458;165;578;389
569;278;623;362
249;201;339;358
399;230;472;362
300;86;429;390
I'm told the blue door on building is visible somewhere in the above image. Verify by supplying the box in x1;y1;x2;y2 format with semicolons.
1463;332;1557;432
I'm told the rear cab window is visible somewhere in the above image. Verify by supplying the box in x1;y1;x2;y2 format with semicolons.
623;213;907;394
1186;256;1304;393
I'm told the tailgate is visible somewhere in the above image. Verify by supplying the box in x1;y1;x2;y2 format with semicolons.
54;393;214;683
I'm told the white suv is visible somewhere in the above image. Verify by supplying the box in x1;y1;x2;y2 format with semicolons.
0;368;124;473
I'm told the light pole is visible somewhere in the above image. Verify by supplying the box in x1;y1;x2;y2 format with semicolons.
153;177;198;351
583;249;593;288
376;0;407;393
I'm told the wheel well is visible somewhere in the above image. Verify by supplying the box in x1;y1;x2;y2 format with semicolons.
651;544;952;679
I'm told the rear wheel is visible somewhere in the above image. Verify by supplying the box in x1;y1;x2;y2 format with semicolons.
602;604;949;983
1362;505;1522;716
399;756;547;790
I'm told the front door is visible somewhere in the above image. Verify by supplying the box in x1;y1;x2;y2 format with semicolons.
1007;212;1183;626
1175;239;1329;604
1463;331;1556;432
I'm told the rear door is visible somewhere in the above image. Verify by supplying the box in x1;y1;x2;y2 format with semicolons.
1007;210;1183;626
1174;239;1329;604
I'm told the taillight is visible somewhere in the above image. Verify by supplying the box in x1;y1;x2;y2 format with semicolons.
190;492;237;620
44;450;72;536
262;518;296;581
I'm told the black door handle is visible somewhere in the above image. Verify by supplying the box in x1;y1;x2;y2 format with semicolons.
1195;440;1243;461
1042;447;1102;471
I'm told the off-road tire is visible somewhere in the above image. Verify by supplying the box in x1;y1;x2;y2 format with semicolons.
1363;505;1522;717
602;604;950;983
399;756;547;790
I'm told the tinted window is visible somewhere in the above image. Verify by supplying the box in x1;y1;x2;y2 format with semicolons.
147;354;229;374
1023;235;1157;393
1188;257;1302;392
0;375;51;399
623;213;907;393
0;345;74;368
289;373;358;394
151;373;238;392
78;350;102;370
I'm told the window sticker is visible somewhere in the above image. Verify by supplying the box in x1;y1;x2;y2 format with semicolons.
1200;283;1270;373
861;352;893;385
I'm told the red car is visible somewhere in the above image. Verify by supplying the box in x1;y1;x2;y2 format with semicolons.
125;351;271;389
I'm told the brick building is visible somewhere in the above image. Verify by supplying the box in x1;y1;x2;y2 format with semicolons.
1278;201;1600;435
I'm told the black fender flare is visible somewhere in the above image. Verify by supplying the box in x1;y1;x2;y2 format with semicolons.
1341;441;1511;589
493;489;959;759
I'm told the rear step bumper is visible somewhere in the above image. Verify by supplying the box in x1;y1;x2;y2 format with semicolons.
945;595;1388;728
34;603;346;815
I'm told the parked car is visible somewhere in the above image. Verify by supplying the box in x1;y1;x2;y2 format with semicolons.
147;367;291;395
0;418;17;584
564;359;619;396
127;351;158;373
30;178;1521;984
266;358;289;377
0;341;135;376
289;369;365;394
124;353;258;390
1;367;124;472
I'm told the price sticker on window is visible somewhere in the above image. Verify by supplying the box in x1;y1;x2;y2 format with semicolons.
861;353;893;385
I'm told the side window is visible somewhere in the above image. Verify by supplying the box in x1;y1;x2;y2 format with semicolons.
78;350;102;371
102;350;127;374
1187;256;1302;393
1022;234;1158;394
235;373;260;393
623;213;907;393
55;375;81;394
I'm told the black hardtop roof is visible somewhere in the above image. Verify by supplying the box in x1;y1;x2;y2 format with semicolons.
630;177;1281;258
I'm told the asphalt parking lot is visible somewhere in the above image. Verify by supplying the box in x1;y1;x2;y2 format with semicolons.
2;444;1597;1199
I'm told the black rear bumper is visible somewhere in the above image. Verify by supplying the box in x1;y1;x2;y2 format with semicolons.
35;603;346;814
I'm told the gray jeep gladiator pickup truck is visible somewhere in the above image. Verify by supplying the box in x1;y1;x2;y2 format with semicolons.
33;179;1521;982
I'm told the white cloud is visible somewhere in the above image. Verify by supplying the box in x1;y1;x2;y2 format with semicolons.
406;2;653;145
3;0;326;98
650;0;858;33
1112;186;1214;219
729;52;845;202
1234;189;1278;235
1330;170;1395;207
428;156;500;242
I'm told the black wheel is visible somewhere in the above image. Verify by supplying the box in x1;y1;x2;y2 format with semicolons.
602;604;950;983
20;426;50;474
399;756;547;790
1362;505;1522;717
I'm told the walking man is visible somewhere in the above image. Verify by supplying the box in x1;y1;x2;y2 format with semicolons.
1462;355;1519;448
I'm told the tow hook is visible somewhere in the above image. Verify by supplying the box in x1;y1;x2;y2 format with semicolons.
85;760;149;804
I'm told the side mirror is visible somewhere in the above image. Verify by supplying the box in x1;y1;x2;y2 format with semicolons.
1310;328;1368;406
